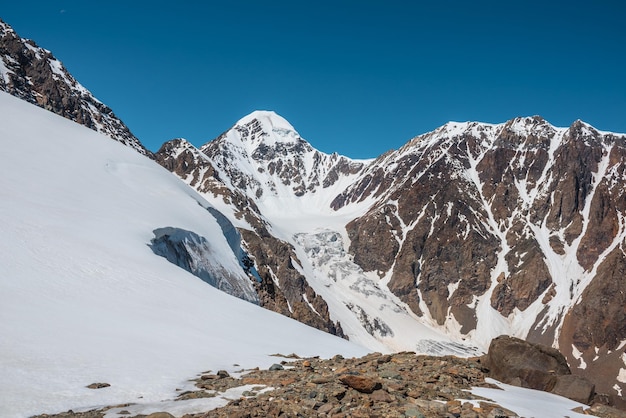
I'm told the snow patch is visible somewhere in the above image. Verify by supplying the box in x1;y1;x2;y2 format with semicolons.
471;378;591;418
103;384;274;418
571;344;587;370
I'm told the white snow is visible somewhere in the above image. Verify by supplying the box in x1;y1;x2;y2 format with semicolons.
470;378;591;418
23;41;43;59
0;56;13;85
103;384;274;418
0;91;368;418
571;344;587;370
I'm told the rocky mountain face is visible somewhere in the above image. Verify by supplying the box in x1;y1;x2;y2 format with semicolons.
156;113;626;409
339;117;626;407
0;19;148;155
154;112;367;338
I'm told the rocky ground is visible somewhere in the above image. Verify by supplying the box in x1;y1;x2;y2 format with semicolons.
33;351;625;418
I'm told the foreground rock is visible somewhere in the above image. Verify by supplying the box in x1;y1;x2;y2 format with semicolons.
36;351;626;418
187;352;510;418
482;336;598;406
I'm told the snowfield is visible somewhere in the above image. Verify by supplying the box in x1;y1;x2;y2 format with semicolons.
0;92;368;417
0;91;600;417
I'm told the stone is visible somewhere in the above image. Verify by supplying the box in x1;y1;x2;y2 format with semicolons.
86;383;110;389
404;406;426;418
146;413;175;418
551;374;595;404
317;402;335;414
370;389;394;403
486;408;513;418
339;374;382;394
482;335;570;392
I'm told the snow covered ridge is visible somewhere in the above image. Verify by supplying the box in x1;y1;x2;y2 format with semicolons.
0;18;148;155
0;91;370;417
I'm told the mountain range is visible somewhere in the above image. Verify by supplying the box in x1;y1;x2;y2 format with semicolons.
1;18;625;414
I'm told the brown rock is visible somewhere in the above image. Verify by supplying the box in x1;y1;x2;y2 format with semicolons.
370;389;394;403
339;374;382;393
317;402;335;414
146;413;175;418
482;335;570;392
552;374;595;405
86;383;110;389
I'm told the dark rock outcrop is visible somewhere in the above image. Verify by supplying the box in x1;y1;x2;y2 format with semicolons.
0;19;148;155
483;335;597;406
482;335;571;392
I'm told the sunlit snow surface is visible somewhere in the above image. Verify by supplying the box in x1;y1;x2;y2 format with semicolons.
470;379;590;418
0;92;368;417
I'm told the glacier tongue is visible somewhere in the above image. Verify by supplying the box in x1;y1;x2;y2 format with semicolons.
292;229;480;356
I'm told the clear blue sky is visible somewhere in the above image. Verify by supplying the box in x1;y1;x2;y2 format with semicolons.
3;1;625;158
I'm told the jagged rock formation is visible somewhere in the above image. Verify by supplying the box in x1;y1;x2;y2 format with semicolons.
0;19;148;155
339;117;626;408
156;113;626;408
154;121;350;338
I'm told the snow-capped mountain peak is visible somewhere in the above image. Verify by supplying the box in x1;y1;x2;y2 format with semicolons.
195;111;368;208
220;110;307;158
235;110;298;135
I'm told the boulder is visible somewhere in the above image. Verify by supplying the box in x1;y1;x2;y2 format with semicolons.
552;374;595;404
482;335;570;392
339;374;382;393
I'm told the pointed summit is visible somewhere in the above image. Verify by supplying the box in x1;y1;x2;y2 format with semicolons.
235;110;297;134
231;110;301;149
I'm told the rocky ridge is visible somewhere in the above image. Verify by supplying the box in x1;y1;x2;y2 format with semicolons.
0;19;148;155
341;117;626;407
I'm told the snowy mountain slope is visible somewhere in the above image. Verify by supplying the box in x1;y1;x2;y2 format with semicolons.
340;116;626;407
0;19;148;155
157;112;626;408
155;112;482;357
0;91;369;418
